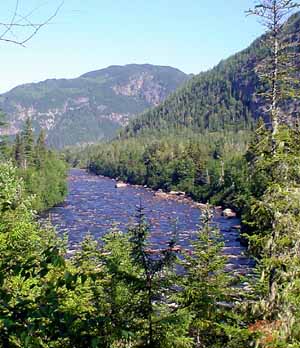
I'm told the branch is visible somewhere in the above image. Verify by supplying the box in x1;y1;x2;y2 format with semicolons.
0;0;64;47
0;0;20;42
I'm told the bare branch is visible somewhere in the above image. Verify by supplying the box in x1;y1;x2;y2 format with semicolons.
0;0;20;41
0;0;64;46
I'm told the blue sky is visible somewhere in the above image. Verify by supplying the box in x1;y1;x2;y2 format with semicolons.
0;0;264;93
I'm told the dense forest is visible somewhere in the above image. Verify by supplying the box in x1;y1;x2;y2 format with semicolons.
1;1;300;347
77;129;250;213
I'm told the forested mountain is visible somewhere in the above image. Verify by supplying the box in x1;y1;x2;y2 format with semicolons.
0;64;188;148
123;12;300;137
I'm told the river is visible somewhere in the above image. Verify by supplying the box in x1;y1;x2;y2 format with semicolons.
43;169;253;273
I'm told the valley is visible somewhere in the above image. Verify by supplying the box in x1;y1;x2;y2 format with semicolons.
0;2;300;347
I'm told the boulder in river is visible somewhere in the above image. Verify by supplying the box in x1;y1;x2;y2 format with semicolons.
170;191;179;195
169;191;186;196
222;208;237;218
154;191;169;199
115;182;127;188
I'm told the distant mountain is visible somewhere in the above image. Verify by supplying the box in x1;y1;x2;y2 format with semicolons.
0;64;189;148
123;13;300;138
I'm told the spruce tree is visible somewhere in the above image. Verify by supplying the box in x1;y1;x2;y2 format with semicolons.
178;207;250;348
21;118;34;168
243;4;300;345
128;206;191;348
247;0;300;145
35;129;47;168
14;133;25;168
0;112;9;161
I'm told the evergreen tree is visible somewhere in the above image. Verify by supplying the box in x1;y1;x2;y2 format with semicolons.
14;133;25;168
128;206;191;348
0;112;10;161
21;118;34;168
179;208;251;348
243;126;300;347
247;0;300;145
35;129;47;168
11;122;68;211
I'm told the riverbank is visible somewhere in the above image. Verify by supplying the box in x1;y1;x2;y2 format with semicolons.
88;169;238;219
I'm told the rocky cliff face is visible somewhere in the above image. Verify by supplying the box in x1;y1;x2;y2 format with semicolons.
112;71;169;106
0;64;188;148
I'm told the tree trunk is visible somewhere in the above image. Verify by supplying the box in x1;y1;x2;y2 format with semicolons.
271;1;279;146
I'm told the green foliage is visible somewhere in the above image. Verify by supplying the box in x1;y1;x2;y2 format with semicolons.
241;125;300;347
178;208;253;348
127;207;191;348
0;112;11;161
0;162;67;347
11;119;68;211
22;118;35;167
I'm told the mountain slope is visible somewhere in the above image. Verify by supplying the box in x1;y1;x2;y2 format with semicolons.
0;64;188;148
123;13;300;138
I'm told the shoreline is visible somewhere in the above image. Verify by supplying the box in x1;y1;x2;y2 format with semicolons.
85;168;237;219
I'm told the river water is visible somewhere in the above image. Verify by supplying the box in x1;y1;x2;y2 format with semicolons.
43;169;253;273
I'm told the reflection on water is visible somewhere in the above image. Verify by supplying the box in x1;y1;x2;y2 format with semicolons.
42;169;253;273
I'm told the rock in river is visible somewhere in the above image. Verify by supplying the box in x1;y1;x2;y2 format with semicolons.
222;208;237;218
115;182;127;188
